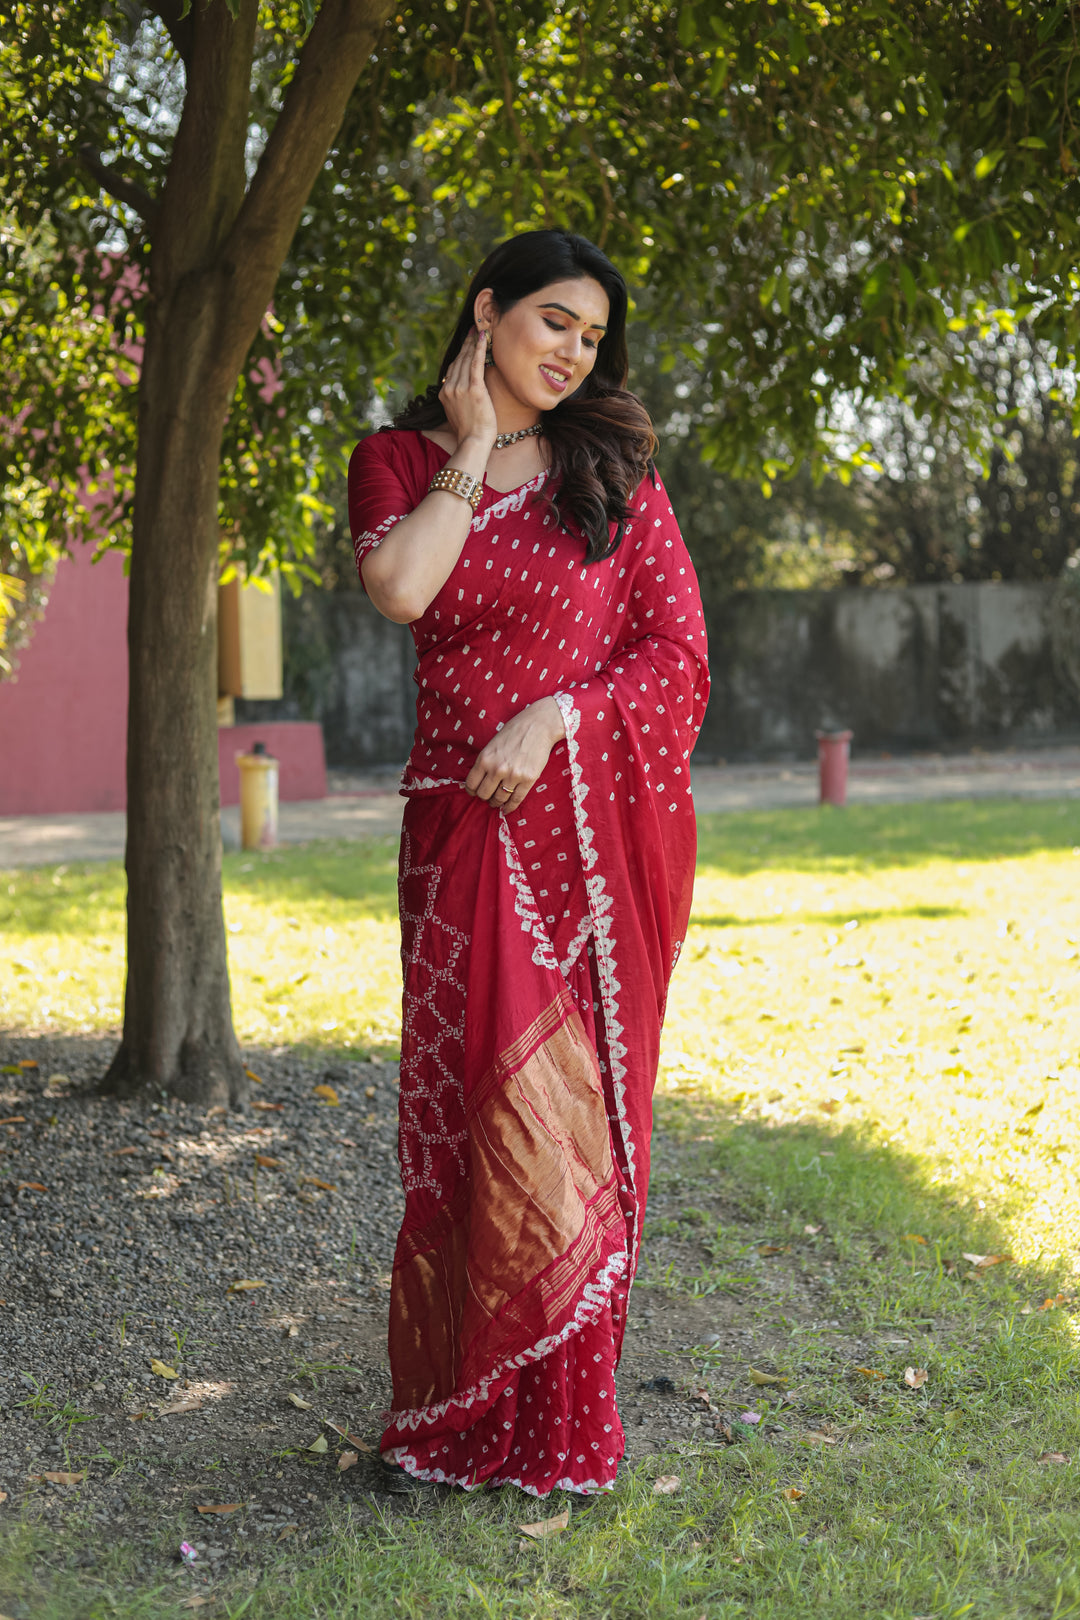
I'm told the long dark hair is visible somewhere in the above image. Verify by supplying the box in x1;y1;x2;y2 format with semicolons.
393;230;657;562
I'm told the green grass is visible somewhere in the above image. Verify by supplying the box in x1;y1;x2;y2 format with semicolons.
2;797;1080;1618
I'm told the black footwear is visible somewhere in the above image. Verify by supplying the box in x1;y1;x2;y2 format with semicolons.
377;1456;433;1494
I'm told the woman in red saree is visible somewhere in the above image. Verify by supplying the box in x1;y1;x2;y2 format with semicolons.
348;231;709;1496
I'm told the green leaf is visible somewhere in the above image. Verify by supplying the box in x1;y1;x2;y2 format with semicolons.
677;4;697;49
898;261;918;309
861;263;890;312
1018;136;1048;150
974;150;1004;180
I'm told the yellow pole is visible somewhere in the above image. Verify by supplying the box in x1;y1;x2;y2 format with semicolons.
236;743;279;850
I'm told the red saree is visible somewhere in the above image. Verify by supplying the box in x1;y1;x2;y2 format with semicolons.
348;429;709;1494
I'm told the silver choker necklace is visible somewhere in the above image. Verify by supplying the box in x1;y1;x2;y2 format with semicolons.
494;423;543;450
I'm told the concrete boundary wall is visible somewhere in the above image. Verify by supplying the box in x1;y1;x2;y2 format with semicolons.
258;580;1080;768
699;582;1079;760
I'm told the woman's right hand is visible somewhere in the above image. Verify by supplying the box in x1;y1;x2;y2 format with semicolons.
438;327;498;452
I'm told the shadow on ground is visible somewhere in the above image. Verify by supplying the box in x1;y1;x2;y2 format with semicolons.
696;796;1080;874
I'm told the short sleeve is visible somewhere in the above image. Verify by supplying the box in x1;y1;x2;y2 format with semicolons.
347;433;420;586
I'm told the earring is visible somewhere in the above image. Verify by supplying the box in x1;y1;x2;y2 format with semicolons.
484;333;494;366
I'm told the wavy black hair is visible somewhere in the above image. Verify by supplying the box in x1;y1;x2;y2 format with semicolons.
393;230;657;562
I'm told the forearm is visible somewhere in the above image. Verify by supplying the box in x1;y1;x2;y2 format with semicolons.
361;433;492;623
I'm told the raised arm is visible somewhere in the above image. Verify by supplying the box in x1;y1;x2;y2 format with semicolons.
359;330;497;623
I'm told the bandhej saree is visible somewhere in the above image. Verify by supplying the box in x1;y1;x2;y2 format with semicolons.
349;429;710;1494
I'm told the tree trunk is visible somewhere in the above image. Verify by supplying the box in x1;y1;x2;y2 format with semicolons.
101;275;244;1107
103;0;394;1106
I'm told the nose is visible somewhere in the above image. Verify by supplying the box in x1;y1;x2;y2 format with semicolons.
555;327;583;362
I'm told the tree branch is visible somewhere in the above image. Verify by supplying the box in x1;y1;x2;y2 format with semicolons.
78;144;159;225
148;0;193;68
219;0;394;359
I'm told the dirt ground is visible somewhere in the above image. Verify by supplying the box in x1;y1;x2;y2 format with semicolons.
0;1033;867;1604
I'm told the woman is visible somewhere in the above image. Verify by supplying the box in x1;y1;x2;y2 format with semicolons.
348;230;709;1496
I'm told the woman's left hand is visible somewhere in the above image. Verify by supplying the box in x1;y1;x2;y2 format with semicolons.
465;698;567;812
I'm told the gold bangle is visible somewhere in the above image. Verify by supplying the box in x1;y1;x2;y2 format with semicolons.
428;466;483;513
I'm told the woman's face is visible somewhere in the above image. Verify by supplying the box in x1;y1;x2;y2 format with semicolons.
475;276;610;415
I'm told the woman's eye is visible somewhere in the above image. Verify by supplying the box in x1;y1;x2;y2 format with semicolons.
584;338;598;350
543;319;565;333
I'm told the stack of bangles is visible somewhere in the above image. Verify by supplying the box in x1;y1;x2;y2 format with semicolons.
428;466;484;513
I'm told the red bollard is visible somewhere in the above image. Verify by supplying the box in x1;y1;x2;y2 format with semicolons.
815;729;853;807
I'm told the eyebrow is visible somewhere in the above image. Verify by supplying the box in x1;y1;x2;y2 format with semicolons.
540;301;607;332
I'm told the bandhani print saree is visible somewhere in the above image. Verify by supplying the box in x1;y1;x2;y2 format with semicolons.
348;428;710;1494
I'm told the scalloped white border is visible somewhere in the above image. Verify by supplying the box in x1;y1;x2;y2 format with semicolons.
552;690;637;1253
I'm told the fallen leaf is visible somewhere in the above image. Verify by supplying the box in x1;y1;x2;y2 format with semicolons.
110;1145;141;1157
337;1136;359;1147
312;1084;339;1106
149;1359;179;1379
15;1182;46;1192
1036;1451;1070;1465
0;1490;7;1502
180;1600;211;1612
780;1486;805;1502
961;1252;1014;1269
337;1451;359;1472
254;1155;282;1169
45;1073;70;1086
228;1279;266;1293
803;1224;821;1235
287;1393;314;1410
251;1099;284;1112
855;1367;885;1381
365;1085;376;1099
0;1116;26;1125
245;1068;264;1084
196;1503;241;1515
652;1475;681;1495
159;1396;202;1415
902;1234;927;1245
904;1367;929;1389
804;1431;838;1446
287;1324;300;1338
206;1105;227;1118
308;1435;328;1454
749;1367;785;1386
299;1176;336;1191
519;1508;570;1538
277;1525;298;1540
1038;1294;1066;1312
18;1059;38;1069
757;1244;789;1256
324;1419;373;1452
35;1471;84;1485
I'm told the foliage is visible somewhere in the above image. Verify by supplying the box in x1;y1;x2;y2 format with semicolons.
5;0;1080;593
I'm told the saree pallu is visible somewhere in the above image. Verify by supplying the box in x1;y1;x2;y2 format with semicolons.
381;612;706;1495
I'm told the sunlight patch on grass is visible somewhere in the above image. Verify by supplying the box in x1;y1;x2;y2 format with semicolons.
662;808;1080;1286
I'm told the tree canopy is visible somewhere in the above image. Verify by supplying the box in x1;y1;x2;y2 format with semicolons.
4;0;1080;588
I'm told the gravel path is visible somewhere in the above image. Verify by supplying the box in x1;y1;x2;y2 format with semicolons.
0;1032;864;1604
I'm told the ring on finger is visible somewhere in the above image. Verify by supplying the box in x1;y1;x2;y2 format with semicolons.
496;783;513;798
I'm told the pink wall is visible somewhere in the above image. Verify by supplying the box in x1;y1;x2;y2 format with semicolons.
0;545;129;815
0;547;325;815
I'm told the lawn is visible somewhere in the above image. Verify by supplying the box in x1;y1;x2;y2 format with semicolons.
2;796;1079;1619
